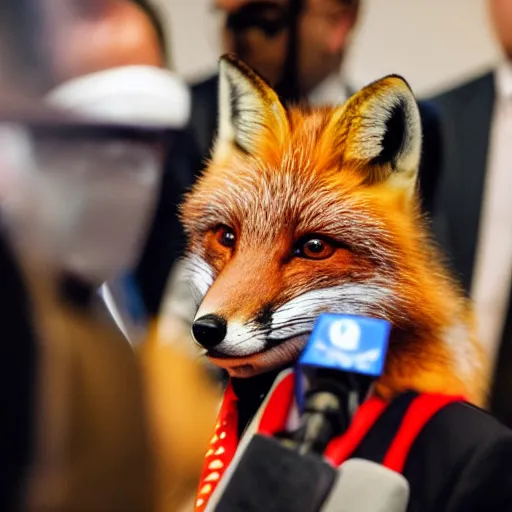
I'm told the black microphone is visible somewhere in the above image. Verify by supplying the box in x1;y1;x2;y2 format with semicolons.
211;434;337;512
207;314;392;512
280;314;391;456
276;368;366;456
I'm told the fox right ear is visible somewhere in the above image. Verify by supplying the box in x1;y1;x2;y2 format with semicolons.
322;75;422;201
214;54;289;158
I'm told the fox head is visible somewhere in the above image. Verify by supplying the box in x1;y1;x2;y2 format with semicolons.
180;55;486;403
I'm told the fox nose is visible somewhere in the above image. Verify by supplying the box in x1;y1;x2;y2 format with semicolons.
192;314;227;349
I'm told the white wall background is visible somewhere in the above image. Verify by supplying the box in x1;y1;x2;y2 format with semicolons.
156;0;502;97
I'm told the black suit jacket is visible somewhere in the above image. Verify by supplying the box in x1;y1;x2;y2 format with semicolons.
352;392;512;512
429;72;512;428
0;231;37;510
190;74;219;167
429;71;495;294
233;377;512;512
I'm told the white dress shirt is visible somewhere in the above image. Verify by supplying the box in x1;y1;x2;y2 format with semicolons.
471;60;512;367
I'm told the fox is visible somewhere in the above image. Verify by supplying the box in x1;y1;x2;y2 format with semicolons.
179;54;488;407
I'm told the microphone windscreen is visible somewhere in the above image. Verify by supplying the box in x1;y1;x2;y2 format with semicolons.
321;458;409;512
213;435;336;512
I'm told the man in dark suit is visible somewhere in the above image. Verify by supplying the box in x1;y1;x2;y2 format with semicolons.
429;0;512;425
191;0;359;161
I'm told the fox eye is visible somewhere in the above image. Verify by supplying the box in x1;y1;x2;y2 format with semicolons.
215;225;237;248
294;236;335;260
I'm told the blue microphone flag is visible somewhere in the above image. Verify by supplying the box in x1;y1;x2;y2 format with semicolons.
298;314;391;377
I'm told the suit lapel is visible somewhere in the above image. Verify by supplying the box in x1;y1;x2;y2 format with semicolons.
489;280;512;426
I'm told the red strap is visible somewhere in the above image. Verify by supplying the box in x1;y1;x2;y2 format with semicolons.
324;397;388;466
382;393;466;473
258;373;296;436
195;382;239;511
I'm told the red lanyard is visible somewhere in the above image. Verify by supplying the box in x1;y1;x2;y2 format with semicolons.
195;382;239;511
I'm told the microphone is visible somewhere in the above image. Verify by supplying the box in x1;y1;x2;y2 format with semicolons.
44;65;191;341
204;315;393;512
207;441;410;512
321;458;410;512
210;434;337;512
283;314;391;455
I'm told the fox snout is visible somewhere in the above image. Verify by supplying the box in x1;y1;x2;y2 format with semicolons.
192;314;228;349
187;268;319;377
191;308;311;378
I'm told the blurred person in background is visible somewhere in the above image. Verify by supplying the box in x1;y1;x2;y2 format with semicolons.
191;0;360;160
49;0;167;83
0;0;157;507
42;4;220;504
430;0;512;426
0;118;217;512
45;0;202;334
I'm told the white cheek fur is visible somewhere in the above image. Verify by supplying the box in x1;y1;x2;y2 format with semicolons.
269;280;396;341
182;254;215;307
189;274;396;359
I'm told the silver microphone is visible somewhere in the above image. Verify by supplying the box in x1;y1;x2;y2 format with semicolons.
321;458;410;512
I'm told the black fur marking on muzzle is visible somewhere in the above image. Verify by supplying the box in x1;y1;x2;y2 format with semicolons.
255;303;274;326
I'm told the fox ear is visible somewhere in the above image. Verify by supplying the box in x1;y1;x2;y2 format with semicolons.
214;54;289;158
325;75;422;197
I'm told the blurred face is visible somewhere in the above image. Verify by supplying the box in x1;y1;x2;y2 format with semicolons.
215;0;288;88
49;1;165;83
489;0;512;58
214;0;356;94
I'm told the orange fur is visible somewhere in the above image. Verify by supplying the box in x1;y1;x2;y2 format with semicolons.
182;56;488;407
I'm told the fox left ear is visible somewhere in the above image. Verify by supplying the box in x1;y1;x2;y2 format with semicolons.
324;75;422;198
214;54;289;159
